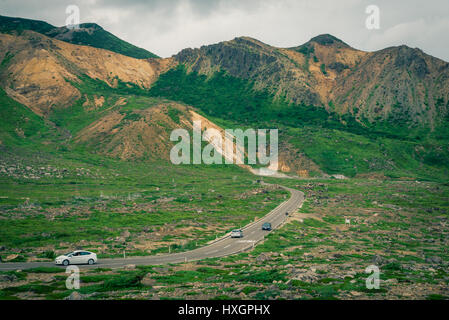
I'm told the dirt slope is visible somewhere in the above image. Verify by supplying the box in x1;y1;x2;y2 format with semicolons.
0;31;175;116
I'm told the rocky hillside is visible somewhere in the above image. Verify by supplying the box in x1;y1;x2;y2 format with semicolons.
0;15;158;59
331;45;449;127
0;30;175;116
74;101;191;161
175;34;449;127
0;16;448;179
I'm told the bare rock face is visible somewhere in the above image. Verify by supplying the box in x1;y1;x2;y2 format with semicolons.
0;31;175;116
175;36;323;107
175;34;449;127
1;27;447;129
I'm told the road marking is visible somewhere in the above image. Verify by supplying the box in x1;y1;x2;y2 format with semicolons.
237;240;256;243
224;244;231;249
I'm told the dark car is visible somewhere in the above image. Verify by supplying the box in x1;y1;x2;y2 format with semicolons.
262;222;272;231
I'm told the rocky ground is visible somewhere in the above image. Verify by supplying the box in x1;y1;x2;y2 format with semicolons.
1;177;447;300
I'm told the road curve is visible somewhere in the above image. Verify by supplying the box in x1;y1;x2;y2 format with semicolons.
0;185;304;271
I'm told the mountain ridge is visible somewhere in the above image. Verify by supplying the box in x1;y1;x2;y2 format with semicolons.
1;16;448;180
174;34;449;127
0;14;159;59
0;30;175;116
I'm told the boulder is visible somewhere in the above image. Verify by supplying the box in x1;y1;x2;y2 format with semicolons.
5;254;18;261
256;253;270;263
426;256;442;265
0;274;17;282
292;270;318;283
124;264;136;270
371;255;387;266
65;291;84;300
141;273;157;286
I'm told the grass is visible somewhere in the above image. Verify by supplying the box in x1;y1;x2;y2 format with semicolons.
147;65;449;181
285;126;449;179
0;88;52;146
2;175;448;301
0;147;287;259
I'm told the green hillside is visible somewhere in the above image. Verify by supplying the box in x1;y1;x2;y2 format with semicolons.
0;15;159;59
0;88;52;146
148;66;449;181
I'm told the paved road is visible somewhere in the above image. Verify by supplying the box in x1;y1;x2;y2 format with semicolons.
0;185;304;271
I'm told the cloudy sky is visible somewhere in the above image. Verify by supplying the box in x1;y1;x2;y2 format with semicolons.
1;0;448;61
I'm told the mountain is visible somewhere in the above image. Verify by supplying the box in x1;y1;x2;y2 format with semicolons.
330;45;449;127
0;16;448;180
0;15;159;59
174;34;449;128
74;101;193;161
0;30;174;116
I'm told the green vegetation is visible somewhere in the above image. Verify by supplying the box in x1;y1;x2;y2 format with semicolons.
0;15;158;59
0;15;54;34
0;32;448;301
320;63;327;75
148;66;365;132
0;148;287;259
285;126;449;179
167;106;182;124
148;66;449;180
1;51;14;67
295;43;315;56
5;62;445;181
0;88;52;145
2;176;446;300
47;23;159;59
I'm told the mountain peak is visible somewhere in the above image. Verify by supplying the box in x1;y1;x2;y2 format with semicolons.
0;14;158;59
229;36;270;47
308;34;349;47
78;22;103;30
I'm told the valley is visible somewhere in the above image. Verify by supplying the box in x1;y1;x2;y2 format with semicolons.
0;14;448;301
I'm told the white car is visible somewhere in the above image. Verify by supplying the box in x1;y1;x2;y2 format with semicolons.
231;229;243;238
55;250;97;266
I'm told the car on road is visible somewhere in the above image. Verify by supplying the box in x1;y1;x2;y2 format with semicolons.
55;250;97;266
262;222;272;231
231;229;244;238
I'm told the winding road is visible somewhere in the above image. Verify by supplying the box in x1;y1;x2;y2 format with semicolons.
0;185;304;271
